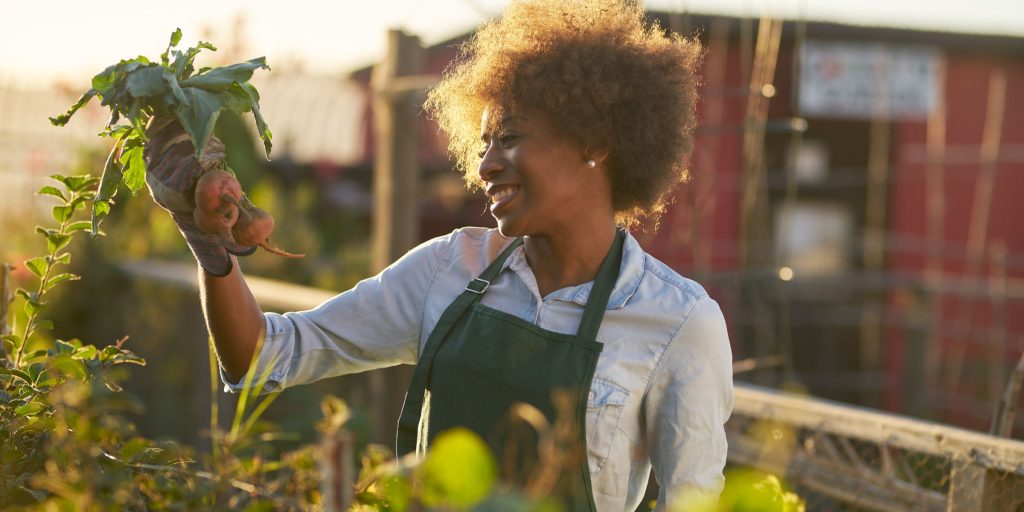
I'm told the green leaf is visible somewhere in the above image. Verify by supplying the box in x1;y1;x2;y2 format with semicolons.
180;57;269;92
24;257;47;278
92;64;118;92
15;402;45;417
126;97;146;137
101;124;132;138
1;334;20;353
120;145;147;194
221;84;253;113
46;232;71;253
0;368;33;386
55;339;78;354
100;345;146;366
66;221;93;234
163;71;188;107
73;345;98;360
52;174;92;193
50;252;71;265
419;428;497;508
171;42;217;80
162;28;183;65
173;87;225;158
24;301;45;317
69;195;90;211
49;89;98;126
238;82;272;158
44;273;80;291
37;186;67;201
51;205;73;223
91;200;112;237
126;65;169;97
94;135;127;211
26;363;44;383
93;56;151;110
35;320;54;331
15;288;36;303
24;349;49;363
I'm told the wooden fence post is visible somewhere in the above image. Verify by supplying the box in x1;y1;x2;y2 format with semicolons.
368;30;425;445
320;429;356;512
948;459;1024;512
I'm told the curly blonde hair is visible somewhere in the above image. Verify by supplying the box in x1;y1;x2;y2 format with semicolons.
424;0;703;225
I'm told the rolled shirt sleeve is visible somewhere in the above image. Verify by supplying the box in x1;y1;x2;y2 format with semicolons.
221;233;449;393
645;294;734;509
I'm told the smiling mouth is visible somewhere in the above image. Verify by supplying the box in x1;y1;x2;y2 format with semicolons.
489;185;519;213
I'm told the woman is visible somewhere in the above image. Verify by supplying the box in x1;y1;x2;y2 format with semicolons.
144;1;732;510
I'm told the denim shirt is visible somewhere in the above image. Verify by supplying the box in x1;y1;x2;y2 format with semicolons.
224;227;733;511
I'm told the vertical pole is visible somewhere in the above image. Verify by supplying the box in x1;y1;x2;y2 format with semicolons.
944;68;1005;395
776;18;807;386
372;30;424;273
320;429;356;512
988;242;1008;405
370;29;424;445
739;17;783;384
860;50;892;406
922;58;947;413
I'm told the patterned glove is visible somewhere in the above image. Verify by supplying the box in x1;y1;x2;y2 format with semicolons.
143;117;256;277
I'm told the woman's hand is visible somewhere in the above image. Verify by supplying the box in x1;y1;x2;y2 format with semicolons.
143;117;256;277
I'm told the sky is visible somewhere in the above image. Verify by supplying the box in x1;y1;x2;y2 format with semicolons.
1;0;1023;87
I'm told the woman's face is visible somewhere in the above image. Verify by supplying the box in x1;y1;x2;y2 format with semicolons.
478;106;609;238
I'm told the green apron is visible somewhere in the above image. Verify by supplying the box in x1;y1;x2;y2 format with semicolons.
396;229;625;511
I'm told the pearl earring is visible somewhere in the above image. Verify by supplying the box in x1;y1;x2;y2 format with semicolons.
587;160;596;168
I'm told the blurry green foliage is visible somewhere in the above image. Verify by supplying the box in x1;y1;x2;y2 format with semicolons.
419;428;497;508
0;175;322;510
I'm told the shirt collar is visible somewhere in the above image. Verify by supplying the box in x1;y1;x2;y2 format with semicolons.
500;230;644;310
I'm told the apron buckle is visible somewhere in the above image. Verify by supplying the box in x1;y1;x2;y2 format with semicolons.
465;278;490;294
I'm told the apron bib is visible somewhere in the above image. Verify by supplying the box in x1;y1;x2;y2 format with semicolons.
396;230;625;511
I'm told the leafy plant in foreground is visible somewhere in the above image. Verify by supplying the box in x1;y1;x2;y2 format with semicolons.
0;175;321;510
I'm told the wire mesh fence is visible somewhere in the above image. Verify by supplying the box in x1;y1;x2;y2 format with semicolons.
727;382;1024;511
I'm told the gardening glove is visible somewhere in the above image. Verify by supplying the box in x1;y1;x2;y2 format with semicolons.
143;117;256;277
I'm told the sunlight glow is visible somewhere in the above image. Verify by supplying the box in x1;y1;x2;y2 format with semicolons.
1;0;1021;86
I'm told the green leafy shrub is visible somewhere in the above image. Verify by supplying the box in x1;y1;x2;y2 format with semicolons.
0;175;322;510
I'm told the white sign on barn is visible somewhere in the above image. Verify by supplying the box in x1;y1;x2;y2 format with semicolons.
798;41;942;120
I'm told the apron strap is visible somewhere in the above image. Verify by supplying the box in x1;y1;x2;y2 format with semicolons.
473;237;524;292
421;237;524;384
574;229;625;341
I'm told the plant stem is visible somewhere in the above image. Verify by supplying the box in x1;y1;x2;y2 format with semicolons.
0;263;12;357
208;337;221;468
14;217;71;368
